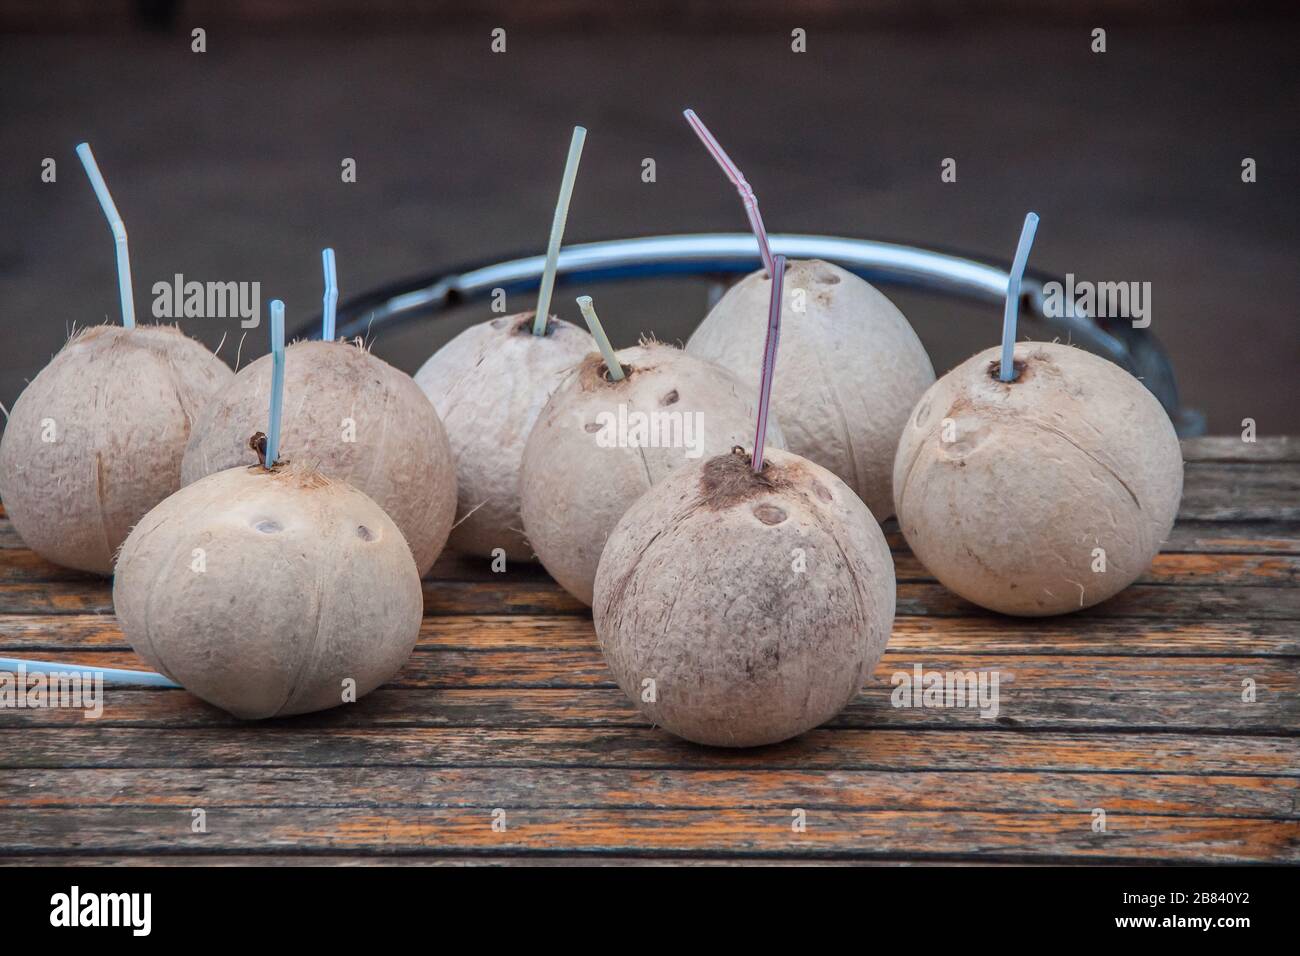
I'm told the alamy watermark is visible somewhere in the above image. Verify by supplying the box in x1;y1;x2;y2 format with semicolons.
152;274;261;328
0;664;103;718
588;404;705;459
890;663;1003;719
1042;273;1151;328
50;886;151;936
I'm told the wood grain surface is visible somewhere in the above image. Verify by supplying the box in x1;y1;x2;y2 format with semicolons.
0;436;1295;864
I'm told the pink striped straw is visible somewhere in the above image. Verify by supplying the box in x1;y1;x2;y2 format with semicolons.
751;254;786;472
683;109;775;276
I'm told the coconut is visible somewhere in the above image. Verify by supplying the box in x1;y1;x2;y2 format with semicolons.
893;341;1184;616
687;259;935;520
520;342;786;605
414;312;594;561
113;460;423;719
0;324;233;575
593;446;895;747
181;339;455;575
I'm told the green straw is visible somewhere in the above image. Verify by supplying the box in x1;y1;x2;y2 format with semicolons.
532;127;587;335
576;296;623;380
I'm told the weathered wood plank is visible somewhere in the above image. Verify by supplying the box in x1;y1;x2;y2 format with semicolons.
0;581;113;615
7;647;1293;698
1;576;1295;619
889;552;1298;586
0;806;1292;863
2;613;1295;657
1181;436;1299;463
3;766;1293;818
29;665;1282;744
0;440;1294;865
1179;462;1300;521
2;546;1294;591
8;517;1300;558
3;727;1295;775
3;658;1294;733
0;854;963;866
437;523;1300;561
0;576;589;616
899;582;1300;619
895;552;1300;585
1161;521;1300;555
884;616;1300;657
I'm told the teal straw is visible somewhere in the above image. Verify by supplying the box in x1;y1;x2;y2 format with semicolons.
266;300;285;467
0;657;178;688
322;248;338;341
999;212;1040;382
75;143;136;329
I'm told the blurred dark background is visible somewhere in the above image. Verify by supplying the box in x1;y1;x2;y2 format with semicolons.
1;1;1297;434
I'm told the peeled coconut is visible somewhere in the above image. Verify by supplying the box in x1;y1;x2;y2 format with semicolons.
687;259;934;519
893;341;1184;616
181;339;456;575
114;460;423;719
593;446;895;747
0;324;232;574
414;312;594;561
521;341;787;605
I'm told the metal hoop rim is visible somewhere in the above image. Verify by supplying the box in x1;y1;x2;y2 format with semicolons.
293;232;1203;436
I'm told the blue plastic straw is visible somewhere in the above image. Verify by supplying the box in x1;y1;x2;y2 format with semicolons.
0;657;178;688
533;127;588;335
321;248;338;342
266;300;285;468
75;143;136;329
999;212;1040;382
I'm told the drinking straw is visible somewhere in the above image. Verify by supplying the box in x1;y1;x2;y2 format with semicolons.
533;127;588;335
75;143;136;329
999;212;1040;382
576;295;624;381
752;254;786;472
683;109;774;276
0;657;177;688
266;300;285;468
321;247;338;342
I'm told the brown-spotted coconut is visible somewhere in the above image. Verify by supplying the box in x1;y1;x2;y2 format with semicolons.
521;342;786;605
687;259;934;519
113;460;423;719
181;338;456;575
0;324;232;574
414;312;594;561
593;446;896;747
893;341;1184;616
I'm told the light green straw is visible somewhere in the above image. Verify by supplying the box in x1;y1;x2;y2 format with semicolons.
532;126;587;335
576;295;623;380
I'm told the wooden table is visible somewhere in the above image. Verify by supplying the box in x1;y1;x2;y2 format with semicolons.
0;436;1295;865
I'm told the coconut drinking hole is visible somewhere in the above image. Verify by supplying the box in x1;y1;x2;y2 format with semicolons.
513;313;558;337
697;447;792;510
987;358;1030;383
